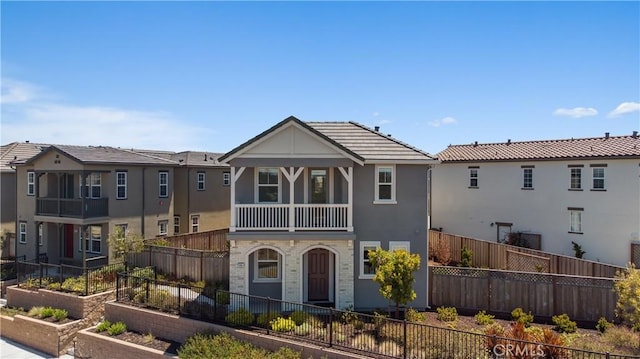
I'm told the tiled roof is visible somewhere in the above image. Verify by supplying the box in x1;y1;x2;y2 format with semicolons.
0;142;49;172
438;134;640;162
171;151;228;167
19;145;180;166
308;122;436;162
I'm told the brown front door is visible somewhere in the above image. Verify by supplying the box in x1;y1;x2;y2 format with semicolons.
64;224;74;258
308;249;329;301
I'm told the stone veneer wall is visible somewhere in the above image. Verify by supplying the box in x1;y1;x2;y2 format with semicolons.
0;314;84;357
229;239;354;309
76;329;178;359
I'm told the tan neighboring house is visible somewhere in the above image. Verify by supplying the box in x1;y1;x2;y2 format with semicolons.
11;144;229;265
432;132;640;267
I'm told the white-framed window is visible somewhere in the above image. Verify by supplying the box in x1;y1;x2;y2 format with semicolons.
569;167;582;189
27;171;35;196
38;223;43;246
158;220;168;236
469;167;479;188
223;172;230;186
254;248;281;282
174;216;180;234
522;167;533;189
390;241;411;252
592;167;605;189
257;168;280;203
375;165;396;203
569;208;583;234
159;171;169;198
191;215;199;233
19;222;27;244
82;173;102;198
197;172;205;191
116;171;127;199
80;225;102;254
360;241;381;279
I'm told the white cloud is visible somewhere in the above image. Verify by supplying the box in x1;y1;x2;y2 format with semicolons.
552;107;598;118
372;112;380;117
377;119;392;125
1;78;40;104
607;102;640;118
428;116;458;128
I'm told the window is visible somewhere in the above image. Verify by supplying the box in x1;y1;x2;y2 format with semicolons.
592;167;605;189
116;171;127;199
158;220;168;236
569;208;583;234
360;241;380;278
38;223;43;246
257;168;279;203
469;167;479;188
197;172;205;191
254;248;280;281
191;215;199;233
82;173;102;198
223;172;230;186
81;226;102;254
27;171;35;196
174;216;180;234
390;241;410;252
19;222;27;244
570;167;582;189
375;165;396;203
522;167;533;189
159;171;168;198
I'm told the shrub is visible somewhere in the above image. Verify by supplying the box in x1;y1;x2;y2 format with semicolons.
602;326;640;352
511;307;534;327
40;307;55;319
614;263;640;329
96;320;111;333
539;328;567;358
294;323;312;336
52;308;68;322
340;305;358;324
225;308;254;327
436;306;458;322
571;241;586;258
596;317;612;333
107;321;127;336
61;276;86;294
288;310;308;326
431;238;451;265
178;332;301;359
143;333;155;344
256;311;280;328
27;306;45;318
475;310;495;325
459;247;473;267
552;313;577;333
270;317;296;332
405;308;426;322
352;334;376;351
133;288;177;311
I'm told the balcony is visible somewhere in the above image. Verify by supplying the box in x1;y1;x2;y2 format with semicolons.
36;198;109;218
234;204;350;231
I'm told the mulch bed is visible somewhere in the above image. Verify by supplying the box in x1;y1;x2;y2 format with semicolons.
97;330;181;354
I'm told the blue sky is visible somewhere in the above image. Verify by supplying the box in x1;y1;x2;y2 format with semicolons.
1;1;639;155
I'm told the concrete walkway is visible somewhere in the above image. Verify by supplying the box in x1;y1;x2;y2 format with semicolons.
0;336;73;359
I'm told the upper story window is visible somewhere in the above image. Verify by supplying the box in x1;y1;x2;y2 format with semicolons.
375;165;396;203
254;248;281;281
569;207;583;234
360;241;380;279
592;165;606;190
522;167;534;189
191;215;199;233
27;171;35;196
223;172;230;186
469;167;479;188
569;166;582;190
116;171;127;199
257;168;279;203
82;173;102;198
159;171;169;198
197;172;205;191
19;221;27;244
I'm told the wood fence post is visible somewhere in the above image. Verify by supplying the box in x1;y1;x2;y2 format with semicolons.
200;251;204;282
174;248;178;277
487;270;492;311
552;275;558;316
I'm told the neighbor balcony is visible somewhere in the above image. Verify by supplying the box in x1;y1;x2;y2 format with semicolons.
36;197;109;219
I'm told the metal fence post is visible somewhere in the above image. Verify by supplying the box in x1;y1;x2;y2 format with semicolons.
116;273;120;300
328;308;333;347
145;278;150;303
213;288;217;321
39;263;43;287
85;268;89;296
266;297;271;335
178;285;181;313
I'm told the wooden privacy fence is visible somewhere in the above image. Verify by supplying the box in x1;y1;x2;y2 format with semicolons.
429;230;624;278
149;228;229;251
127;245;229;284
429;265;618;322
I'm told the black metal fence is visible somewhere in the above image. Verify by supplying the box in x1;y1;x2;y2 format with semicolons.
0;255;25;280
115;271;638;359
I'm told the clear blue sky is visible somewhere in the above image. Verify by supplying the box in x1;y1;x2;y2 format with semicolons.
2;1;638;155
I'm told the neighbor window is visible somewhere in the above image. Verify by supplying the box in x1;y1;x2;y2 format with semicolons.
81;225;102;254
159;171;168;198
174;216;180;234
360;241;380;278
116;223;128;234
19;222;26;244
191;215;199;233
197;172;205;191
469;167;479;188
82;173;102;198
257;168;279;203
569;167;582;190
375;165;396;203
158;220;168;236
223;172;230;186
27;171;35;196
390;241;410;253
522;167;533;189
569;208;583;234
116;171;127;199
592;167;605;189
254;248;280;281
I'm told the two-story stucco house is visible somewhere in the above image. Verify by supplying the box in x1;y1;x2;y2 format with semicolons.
12;144;229;265
431;133;640;267
219;116;437;311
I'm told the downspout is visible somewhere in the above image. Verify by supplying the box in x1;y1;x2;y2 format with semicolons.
141;168;146;237
426;165;432;309
187;166;191;234
13;166;18;264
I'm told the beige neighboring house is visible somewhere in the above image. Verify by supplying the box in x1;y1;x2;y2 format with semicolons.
432;132;640;267
11;144;229;265
1;142;50;258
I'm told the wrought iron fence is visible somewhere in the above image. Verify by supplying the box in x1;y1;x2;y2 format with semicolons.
115;271;639;359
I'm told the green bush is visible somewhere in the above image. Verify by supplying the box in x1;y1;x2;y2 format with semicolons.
614;264;640;329
288;310;308;326
27;306;45;317
294;323;312;336
552;313;577;333
133;288;177;311
178;332;301;359
596;317;613;333
256;311;281;328
61;276;86;294
475;310;495;325
107;321;127;336
511;307;534;327
96;320;111;333
225;308;254;327
406;308;426;322
270;317;296;332
52;309;68;322
459;247;473;267
40;307;55;319
436;306;458;322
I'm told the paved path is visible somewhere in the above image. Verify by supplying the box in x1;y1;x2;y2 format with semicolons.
0;336;74;359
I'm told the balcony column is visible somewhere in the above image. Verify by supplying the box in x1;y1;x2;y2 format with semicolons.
280;167;304;232
34;221;40;263
337;166;354;232
229;167;246;232
80;171;87;219
56;172;61;216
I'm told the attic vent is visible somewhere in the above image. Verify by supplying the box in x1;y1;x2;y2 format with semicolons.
605;132;610;139
633;131;638;138
507;139;511;144
374;126;380;132
204;153;207;161
473;141;478;147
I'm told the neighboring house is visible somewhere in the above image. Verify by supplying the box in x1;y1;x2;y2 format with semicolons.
0;142;50;257
219;116;437;311
11;145;229;265
432;132;640;267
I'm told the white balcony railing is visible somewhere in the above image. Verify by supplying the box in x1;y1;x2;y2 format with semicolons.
234;204;349;231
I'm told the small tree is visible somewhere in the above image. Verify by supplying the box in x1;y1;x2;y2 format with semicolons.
614;263;640;329
107;226;144;260
368;248;421;319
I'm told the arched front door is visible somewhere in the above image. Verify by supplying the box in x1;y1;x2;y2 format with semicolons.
307;248;330;302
